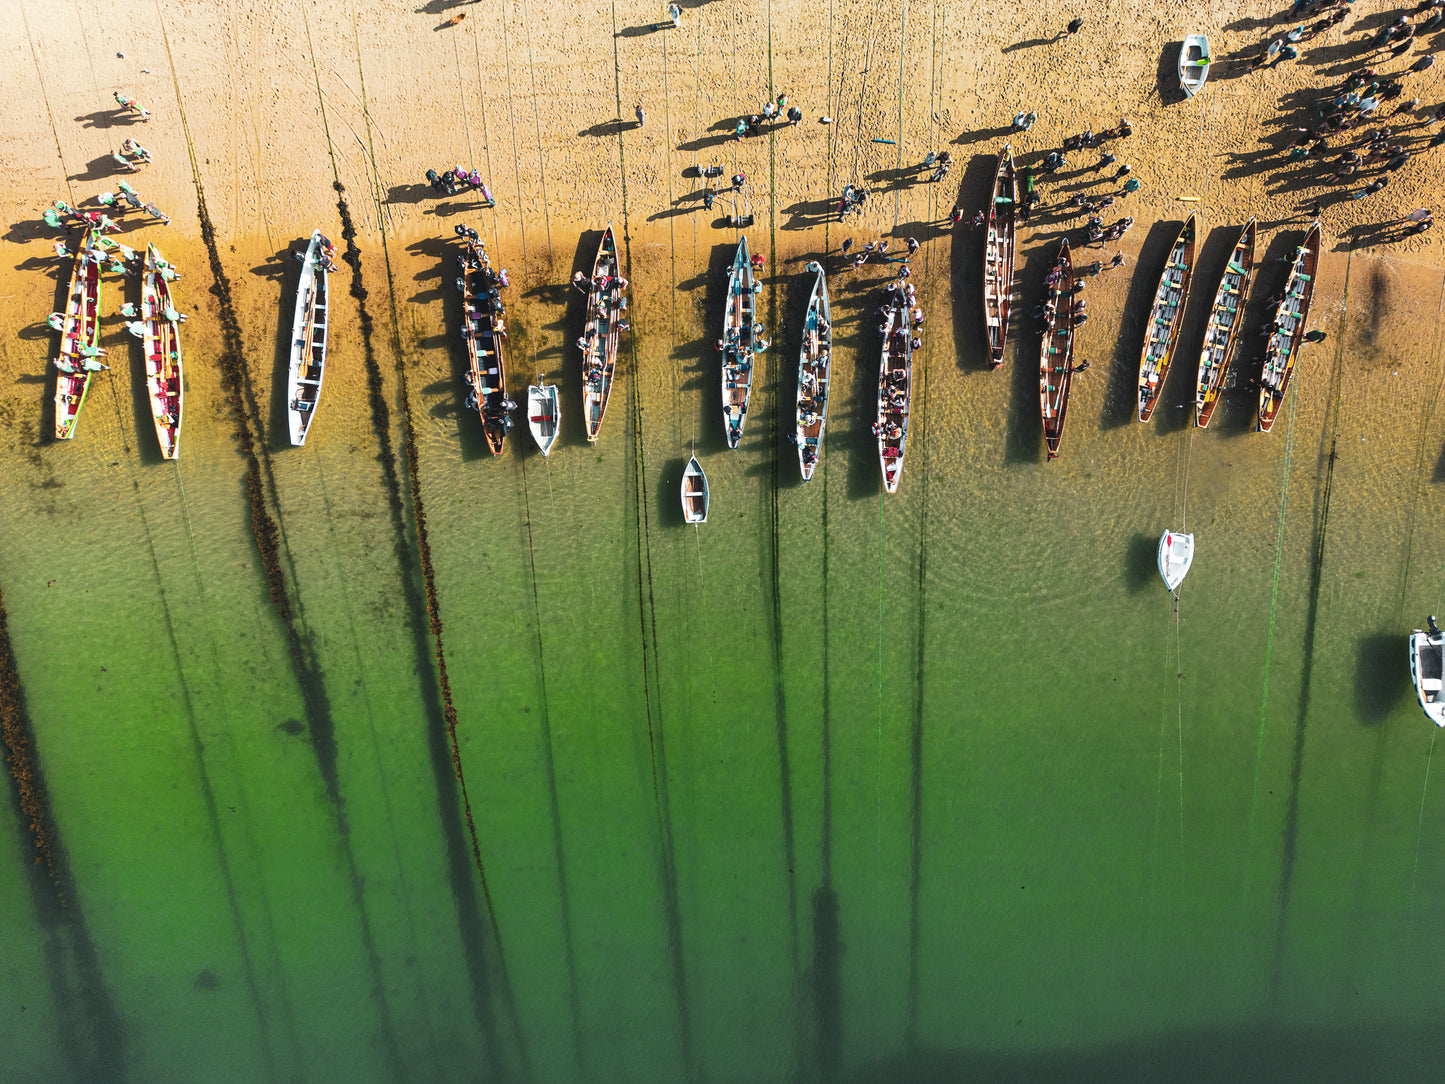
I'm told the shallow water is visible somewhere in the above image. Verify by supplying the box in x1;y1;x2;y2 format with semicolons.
3;205;1445;1083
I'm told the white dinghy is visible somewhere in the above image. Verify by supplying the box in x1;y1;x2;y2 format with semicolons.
1179;34;1212;97
1158;530;1195;593
527;379;559;456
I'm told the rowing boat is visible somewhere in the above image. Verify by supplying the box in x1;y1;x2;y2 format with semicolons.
527;379;559;456
460;236;513;453
287;229;331;445
1137;214;1197;422
682;454;709;523
1409;618;1445;726
877;293;914;492
796;261;831;481
1257;222;1320;433
140;243;183;458
53;228;104;440
1158;530;1195;593
1193;219;1256;428
582;224;625;442
982;143;1017;368
721;237;759;449
719;239;762;450
1179;34;1212;97
1040;239;1075;459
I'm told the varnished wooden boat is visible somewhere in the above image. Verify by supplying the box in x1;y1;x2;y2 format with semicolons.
982;143;1017;368
582;224;625;442
1040;239;1075;459
877;293;914;492
287;229;330;445
527;380;559;456
1194;219;1256;428
1257;222;1321;433
140;243;183;458
796;261;831;481
682;455;709;523
722;237;759;449
1137;214;1197;422
53;228;105;440
460;237;513;453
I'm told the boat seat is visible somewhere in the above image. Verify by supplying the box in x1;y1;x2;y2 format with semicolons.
1423;677;1443;694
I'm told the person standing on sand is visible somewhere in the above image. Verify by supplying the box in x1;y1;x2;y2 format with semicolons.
668;3;681;27
635;103;645;127
948;206;964;225
1122;177;1141;194
1059;17;1083;39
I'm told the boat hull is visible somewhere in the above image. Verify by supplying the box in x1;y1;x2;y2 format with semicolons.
876;294;913;492
582;224;623;442
1180;34;1211;96
460;237;511;453
1194;219;1256;429
722;237;757;450
287;230;330;446
1409;627;1445;726
141;243;183;459
1137;214;1197;422
1158;530;1195;592
796;264;831;481
682;455;709;523
982;144;1016;368
1257;223;1321;432
527;382;559;456
53;228;104;441
1040;240;1075;459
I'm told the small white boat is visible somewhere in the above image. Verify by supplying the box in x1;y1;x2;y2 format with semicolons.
682;455;708;524
527;380;559;456
1179;34;1212;97
288;229;331;445
1158;530;1194;592
1409;619;1445;727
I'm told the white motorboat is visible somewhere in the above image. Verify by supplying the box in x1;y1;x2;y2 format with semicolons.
1409;619;1445;726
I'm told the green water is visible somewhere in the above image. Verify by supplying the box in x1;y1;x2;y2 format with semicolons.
4;219;1445;1084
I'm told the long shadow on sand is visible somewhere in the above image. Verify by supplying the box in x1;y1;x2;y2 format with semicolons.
949;154;1000;373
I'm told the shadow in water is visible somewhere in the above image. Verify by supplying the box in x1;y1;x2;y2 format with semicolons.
809;886;842;1080
655;455;688;529
841;1024;1445;1082
1354;631;1408;725
1123;531;1158;593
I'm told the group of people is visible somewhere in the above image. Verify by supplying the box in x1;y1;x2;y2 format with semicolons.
111;138;152;172
456;235;518;425
426;166;494;205
733;92;803;139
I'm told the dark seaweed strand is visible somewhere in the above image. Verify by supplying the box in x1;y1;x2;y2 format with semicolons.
0;592;59;879
333;182;528;1075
